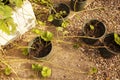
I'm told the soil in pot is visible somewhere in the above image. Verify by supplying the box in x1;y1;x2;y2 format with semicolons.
51;3;70;26
70;0;86;12
104;33;120;54
29;37;52;59
84;20;106;38
82;19;106;45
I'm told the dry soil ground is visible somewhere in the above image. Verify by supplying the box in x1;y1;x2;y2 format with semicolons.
0;0;120;80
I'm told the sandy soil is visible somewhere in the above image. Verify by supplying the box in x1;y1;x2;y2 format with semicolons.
0;0;120;80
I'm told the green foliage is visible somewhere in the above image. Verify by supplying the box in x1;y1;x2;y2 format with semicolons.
0;17;16;34
48;11;67;22
33;28;53;41
22;48;28;56
41;66;51;78
4;67;11;75
32;64;52;78
114;33;120;45
89;25;94;30
32;28;42;35
0;4;12;19
32;64;42;71
89;67;98;74
40;0;51;5
37;20;46;26
61;20;69;28
0;0;24;34
41;31;53;41
9;0;23;7
47;14;54;22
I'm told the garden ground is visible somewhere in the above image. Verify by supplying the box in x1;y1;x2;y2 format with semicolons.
0;0;120;80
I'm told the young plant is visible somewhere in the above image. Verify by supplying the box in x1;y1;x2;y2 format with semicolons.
32;28;53;42
0;0;24;34
89;25;94;30
32;64;42;71
41;31;53;41
4;67;12;76
48;10;67;22
114;33;120;45
88;67;98;75
32;64;52;78
0;4;17;34
22;48;29;56
61;20;69;28
41;66;51;78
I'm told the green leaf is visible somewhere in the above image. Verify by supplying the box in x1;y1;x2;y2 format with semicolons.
22;48;28;56
0;5;12;19
37;20;46;26
41;31;53;41
61;21;69;28
114;33;120;45
89;67;98;74
0;19;10;34
40;0;48;4
4;67;11;76
5;17;17;33
90;25;94;30
32;64;42;71
32;28;42;35
9;0;23;7
41;66;51;78
48;15;54;22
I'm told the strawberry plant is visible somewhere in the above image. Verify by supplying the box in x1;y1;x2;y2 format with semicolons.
114;33;120;45
0;0;23;34
32;64;52;78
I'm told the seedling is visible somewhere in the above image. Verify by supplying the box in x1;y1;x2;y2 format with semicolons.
114;33;120;45
0;0;23;34
89;67;98;75
4;67;11;76
0;5;16;34
22;48;28;56
41;31;53;41
41;66;51;78
48;10;67;22
89;25;95;30
32;28;53;42
32;64;51;78
61;20;69;28
32;64;42;71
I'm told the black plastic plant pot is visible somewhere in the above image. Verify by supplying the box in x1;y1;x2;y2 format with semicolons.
51;3;70;26
103;33;120;54
70;0;86;12
98;48;114;59
2;0;10;5
82;19;106;45
28;36;52;60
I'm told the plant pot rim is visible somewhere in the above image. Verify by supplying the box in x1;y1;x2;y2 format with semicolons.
28;36;53;60
50;3;70;20
82;19;107;39
71;0;87;3
103;33;120;54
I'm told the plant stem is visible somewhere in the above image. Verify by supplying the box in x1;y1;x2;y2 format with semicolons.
0;59;21;80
